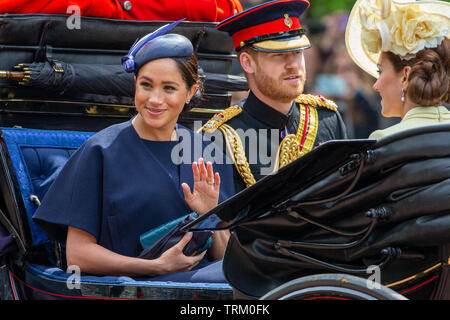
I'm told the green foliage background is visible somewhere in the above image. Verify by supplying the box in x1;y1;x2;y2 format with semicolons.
246;0;450;20
307;0;356;19
306;0;450;19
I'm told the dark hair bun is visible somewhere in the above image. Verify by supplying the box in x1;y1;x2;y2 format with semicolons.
408;39;449;106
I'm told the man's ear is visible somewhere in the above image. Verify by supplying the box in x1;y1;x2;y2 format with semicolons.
239;51;257;74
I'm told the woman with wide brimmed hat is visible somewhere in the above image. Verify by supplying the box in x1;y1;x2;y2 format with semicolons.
32;20;235;280
345;0;450;139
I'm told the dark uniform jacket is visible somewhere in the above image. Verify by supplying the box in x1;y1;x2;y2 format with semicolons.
202;91;347;192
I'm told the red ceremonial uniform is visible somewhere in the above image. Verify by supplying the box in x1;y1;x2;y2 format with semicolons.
0;0;124;19
0;0;243;21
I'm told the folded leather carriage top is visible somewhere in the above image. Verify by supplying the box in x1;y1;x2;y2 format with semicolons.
0;14;233;71
0;14;246;115
188;124;450;299
0;14;233;68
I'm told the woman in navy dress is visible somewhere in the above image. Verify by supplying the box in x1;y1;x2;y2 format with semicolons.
33;21;235;281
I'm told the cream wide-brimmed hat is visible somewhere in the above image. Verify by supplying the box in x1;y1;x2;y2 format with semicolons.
345;0;450;78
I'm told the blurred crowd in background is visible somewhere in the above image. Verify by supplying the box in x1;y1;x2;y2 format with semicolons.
233;0;401;139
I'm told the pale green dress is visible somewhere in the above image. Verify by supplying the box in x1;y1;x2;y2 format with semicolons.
369;106;450;140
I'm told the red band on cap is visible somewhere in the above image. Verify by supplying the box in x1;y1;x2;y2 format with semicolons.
218;0;302;28
232;17;301;49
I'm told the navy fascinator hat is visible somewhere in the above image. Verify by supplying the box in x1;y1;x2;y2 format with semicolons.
121;19;194;74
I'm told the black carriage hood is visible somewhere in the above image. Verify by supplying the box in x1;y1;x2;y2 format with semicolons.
199;123;450;298
185;123;450;228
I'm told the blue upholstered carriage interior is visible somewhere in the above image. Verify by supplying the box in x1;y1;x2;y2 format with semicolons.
1;127;95;247
0;127;232;293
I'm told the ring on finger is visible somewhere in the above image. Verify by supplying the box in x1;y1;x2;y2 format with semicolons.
207;180;214;185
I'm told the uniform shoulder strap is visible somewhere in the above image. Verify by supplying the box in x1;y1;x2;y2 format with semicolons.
198;105;243;133
197;105;254;187
295;94;338;112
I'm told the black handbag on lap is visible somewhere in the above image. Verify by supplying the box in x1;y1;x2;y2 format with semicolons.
138;213;215;260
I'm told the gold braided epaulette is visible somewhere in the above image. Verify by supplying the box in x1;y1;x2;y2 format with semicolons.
295;94;338;112
200;105;243;133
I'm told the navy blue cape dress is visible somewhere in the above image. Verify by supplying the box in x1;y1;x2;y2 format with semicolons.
32;119;235;282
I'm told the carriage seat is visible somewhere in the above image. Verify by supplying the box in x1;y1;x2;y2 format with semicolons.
1;128;94;248
0;127;232;299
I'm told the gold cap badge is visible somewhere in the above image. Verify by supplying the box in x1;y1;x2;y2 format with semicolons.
284;14;292;28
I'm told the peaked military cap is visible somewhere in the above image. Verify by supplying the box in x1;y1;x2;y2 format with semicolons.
216;0;311;52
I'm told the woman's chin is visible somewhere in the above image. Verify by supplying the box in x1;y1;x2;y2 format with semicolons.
143;119;166;130
380;103;402;118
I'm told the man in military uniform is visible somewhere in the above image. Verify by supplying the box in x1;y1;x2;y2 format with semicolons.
200;0;347;192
